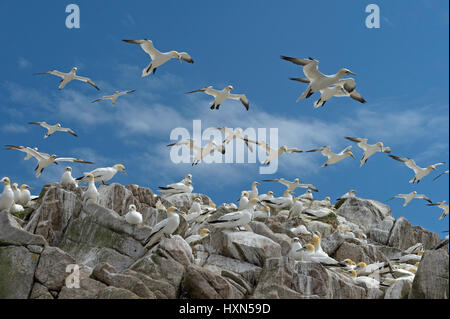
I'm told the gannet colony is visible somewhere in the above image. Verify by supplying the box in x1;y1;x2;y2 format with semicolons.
0;34;448;300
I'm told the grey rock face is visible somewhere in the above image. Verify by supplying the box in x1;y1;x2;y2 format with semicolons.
0;210;47;246
35;246;76;291
388;217;442;251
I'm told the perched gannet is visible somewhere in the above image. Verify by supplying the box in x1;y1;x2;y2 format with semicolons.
307;145;356;167
256;142;303;165
28;122;77;139
337;190;357;201
123;39;193;77
404;243;424;255
18;184;32;206
6;145;93;178
313;196;333;209
434;170;449;181
92;90;136;105
427;201;449;220
297;235;340;266
218;127;255;151
355;261;387;276
186;85;249;110
146;207;182;247
388;191;432;207
298;189;314;207
281;56;357;102
291;78;365;107
0;177;14;212
391;250;424;264
124;204;143;225
11;183;21;204
258;191;274;202
389;155;445;183
262;178;318;193
248;182;261;200
238;191;250;210
290;225;312;236
288;237;304;260
82;173;99;204
185;228;211;245
76;164;127;184
183;198;210;224
262;190;294;211
208;198;259;229
345;137;391;167
288;197;305;219
344;269;382;289
159;179;193;195
34;67;100;90
167;139;225;166
181;174;193;184
155;199;167;212
61;167;78;188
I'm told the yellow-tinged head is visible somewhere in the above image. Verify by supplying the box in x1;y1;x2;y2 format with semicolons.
185;174;192;180
342;258;354;265
12;183;18;190
200;228;210;236
305;243;315;252
415;262;420;267
181;213;187;217
284;190;291;197
417;249;424;257
129;204;137;211
338;68;357;77
114;164;126;174
20;184;31;190
252;181;261;187
409;268;417;274
294;178;300;183
344;228;351;233
226;85;234;91
86;173;95;181
242;191;249;198
267;191;274;196
167;206;178;216
344;269;358;278
356;262;367;269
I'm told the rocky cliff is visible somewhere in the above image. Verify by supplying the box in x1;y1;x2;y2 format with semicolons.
0;183;448;299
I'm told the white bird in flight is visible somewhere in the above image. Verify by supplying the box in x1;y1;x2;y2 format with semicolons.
281;56;357;102
255;142;303;165
92;90;136;105
28;122;77;139
388;191;432;207
6;145;94;178
34;67;100;90
186;85;250;111
167;139;225;166
218;127;256;152
123;39;194;77
434;170;449;181
389;155;445;183
307;145;356;167
345;137;391;167
290;77;365;108
262;177;318;193
427;201;449;220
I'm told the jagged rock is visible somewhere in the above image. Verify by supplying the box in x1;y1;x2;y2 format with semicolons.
123;269;177;299
35;246;76;291
321;232;363;256
96;286;140;299
369;216;395;245
91;263;155;299
388;217;442;251
157;235;194;267
58;266;107;299
306;220;334;237
181;264;240;299
30;282;54;299
25;185;83;246
385;278;412;299
336;197;391;233
334;242;389;264
249;221;292;256
204;254;262;287
209;230;282;267
409;250;449;299
0;210;47;246
59;214;146;271
0;246;40;299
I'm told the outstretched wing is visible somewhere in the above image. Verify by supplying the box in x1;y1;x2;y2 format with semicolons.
228;94;249;110
73;75;100;90
286;147;303;154
118;89;136;96
55;157;93;164
123;39;161;60
59;127;78;137
186;86;220;98
5;145;46;161
29;122;51;130
281;56;323;81
34;70;66;78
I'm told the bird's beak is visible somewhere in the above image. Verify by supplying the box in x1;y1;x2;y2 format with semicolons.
256;182;261;186
348;71;357;76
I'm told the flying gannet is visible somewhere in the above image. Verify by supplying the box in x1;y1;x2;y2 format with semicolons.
82;173;99;204
76;164;127;184
427;201;449;220
168;139;225;166
434;170;449;181
262;178;318;193
125;204;143;225
281;56;357;102
208;198;259;229
123;39;193;77
307;145;356;167
6;145;94;178
34;67;100;90
159;179;193;195
389;155;445;183
218;127;256;151
291;78;365;107
186;85;249;110
345;137;391;167
388;191;432;207
61;167;78;188
0;177;14;212
255;142;303;165
92;90;136;105
28;122;77;139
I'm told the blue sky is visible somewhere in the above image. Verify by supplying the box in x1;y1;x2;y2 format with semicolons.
0;1;448;235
